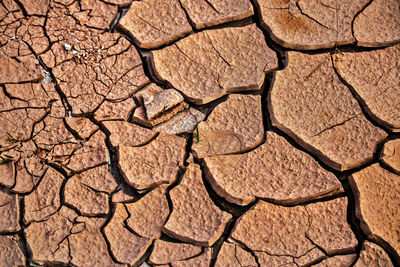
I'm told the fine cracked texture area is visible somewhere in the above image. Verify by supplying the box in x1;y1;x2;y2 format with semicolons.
151;23;278;104
254;0;369;49
269;51;387;171
163;164;232;246
350;164;400;261
353;0;400;47
204;131;342;205
192;94;264;157
333;45;400;132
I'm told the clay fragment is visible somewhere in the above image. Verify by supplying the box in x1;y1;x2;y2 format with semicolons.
179;0;254;29
163;164;232;246
231;198;357;266
119;0;192;49
149;240;202;265
151;24;278;104
350;164;400;261
381;139;400;173
192;94;264;157
0;191;19;232
154;108;205;135
204;131;342;205
353;0;400;47
254;0;369;49
104;204;152;265
118;134;186;189
125;185;169;238
269;52;387;171
333;45;400;132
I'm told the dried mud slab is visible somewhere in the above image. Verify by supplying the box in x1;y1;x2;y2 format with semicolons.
151;24;278;104
26;206;120;266
192;94;264;157
313;254;357;267
103;121;156;147
125;185;169;238
353;0;400;47
354;241;394;267
204;131;342;205
0;235;25;266
163;164;232;246
231;198;357;266
24;168;64;224
254;0;369;49
64;165;118;216
349;164;400;261
104;204;152;265
179;0;254;29
0;159;14;188
215;242;257;267
381;139;400;173
118;0;192;49
0;191;19;232
269;52;387;171
119;134;186;189
333;45;400;132
171;248;212;267
149;240;202;265
94;97;136;121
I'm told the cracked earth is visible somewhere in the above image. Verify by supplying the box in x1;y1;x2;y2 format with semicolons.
0;0;399;266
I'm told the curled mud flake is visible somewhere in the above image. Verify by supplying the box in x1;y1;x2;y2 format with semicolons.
269;52;387;171
231;198;357;266
148;240;202;265
0;235;25;266
381;139;400;173
125;184;169;239
254;0;369;49
118;0;192;49
333;45;400;132
0;191;19;232
192;94;264;157
154;107;205;135
349;164;400;261
353;0;400;47
151;23;278;104
24;167;64;224
203;131;342;205
118;134;186;189
64;165;118;216
163;164;232;246
179;0;254;29
104;203;152;265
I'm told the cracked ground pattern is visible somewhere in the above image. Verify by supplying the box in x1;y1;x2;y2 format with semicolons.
0;0;399;266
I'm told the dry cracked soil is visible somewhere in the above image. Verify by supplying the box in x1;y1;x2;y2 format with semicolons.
0;0;399;266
